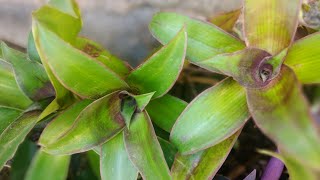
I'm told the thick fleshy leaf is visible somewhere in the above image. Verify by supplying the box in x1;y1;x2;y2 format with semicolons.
74;37;131;77
146;94;187;132
39;100;92;146
247;65;320;170
100;132;138;180
149;12;245;62
171;131;240;180
25;150;70;180
124;111;171;179
49;0;81;18
158;137;177;168
87;150;100;179
42;92;125;155
10;140;37;180
170;78;249;154
284;32;320;84
0;60;32;109
1;42;54;101
209;9;241;32
32;22;129;99
133;92;154;111
27;32;41;63
0;111;40;169
0;107;21;134
244;169;256;180
243;0;301;54
126;27;186;98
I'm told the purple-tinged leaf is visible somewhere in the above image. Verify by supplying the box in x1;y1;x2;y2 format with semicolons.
243;0;301;55
243;169;256;180
247;65;320;170
261;153;284;180
41;92;125;155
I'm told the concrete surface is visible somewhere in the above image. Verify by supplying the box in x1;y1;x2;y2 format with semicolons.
0;0;241;65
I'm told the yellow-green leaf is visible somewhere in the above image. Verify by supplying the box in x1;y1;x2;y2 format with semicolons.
284;32;320;84
42;92;125;155
171;131;240;180
126;27;186;98
170;78;249;154
243;0;301;54
32;22;129;99
209;9;241;32
149;12;245;62
25;150;70;180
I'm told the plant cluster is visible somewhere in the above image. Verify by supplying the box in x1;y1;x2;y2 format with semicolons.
0;0;319;179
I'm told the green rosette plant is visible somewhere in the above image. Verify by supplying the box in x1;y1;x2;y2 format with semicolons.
0;0;187;179
150;0;320;179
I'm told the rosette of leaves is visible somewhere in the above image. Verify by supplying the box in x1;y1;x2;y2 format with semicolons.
0;0;188;179
150;0;320;179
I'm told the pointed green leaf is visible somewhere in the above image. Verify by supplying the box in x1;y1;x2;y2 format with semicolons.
32;2;81;43
247;65;320;170
243;0;301;54
158;137;177;168
146;94;187;132
120;93;137;128
0;111;40;169
74;37;131;77
149;12;245;62
0;60;32;109
124;111;171;180
42;92;125;155
170;78;249;154
25;150;70;180
134;92;154;111
87;150;100;179
39;100;92;146
1;42;54;101
32;22;129;99
100;132;138;180
0;107;21;134
284;32;320;84
171;131;240;180
27;32;41;63
126;27;186;98
49;0;81;18
209;9;241;32
10;140;37;180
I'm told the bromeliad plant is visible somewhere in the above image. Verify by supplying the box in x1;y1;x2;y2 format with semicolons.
1;0;320;179
0;0;187;179
149;0;320;179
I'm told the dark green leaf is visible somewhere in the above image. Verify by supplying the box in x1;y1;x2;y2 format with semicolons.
0;107;21;134
86;150;100;179
170;78;249;154
124;111;171;179
126;27;186;98
27;32;41;63
158;137;177;168
1;42;53;101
